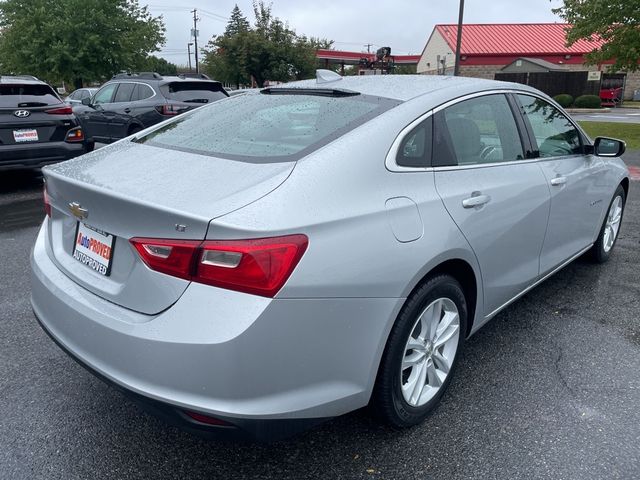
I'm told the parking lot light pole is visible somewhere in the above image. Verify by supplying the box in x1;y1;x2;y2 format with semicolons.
453;0;465;76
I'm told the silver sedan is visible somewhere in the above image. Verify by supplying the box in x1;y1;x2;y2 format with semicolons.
31;72;629;441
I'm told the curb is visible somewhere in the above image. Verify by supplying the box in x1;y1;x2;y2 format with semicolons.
565;108;612;114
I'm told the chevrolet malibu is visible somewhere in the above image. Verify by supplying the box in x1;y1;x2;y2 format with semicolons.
31;73;629;441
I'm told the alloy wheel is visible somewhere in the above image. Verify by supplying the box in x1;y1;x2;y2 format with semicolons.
603;195;623;253
400;297;460;407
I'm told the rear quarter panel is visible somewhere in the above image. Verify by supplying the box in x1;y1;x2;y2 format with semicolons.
208;93;485;318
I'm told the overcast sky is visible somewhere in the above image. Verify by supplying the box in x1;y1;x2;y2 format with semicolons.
145;0;565;65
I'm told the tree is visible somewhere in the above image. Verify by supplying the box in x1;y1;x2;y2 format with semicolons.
202;2;333;88
554;0;640;72
0;0;165;88
142;56;178;75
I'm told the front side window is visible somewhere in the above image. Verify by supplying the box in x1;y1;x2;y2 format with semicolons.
517;94;583;158
93;84;117;104
136;91;399;162
437;94;525;166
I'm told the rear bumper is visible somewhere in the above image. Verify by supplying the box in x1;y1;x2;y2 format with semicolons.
0;141;87;170
30;221;401;440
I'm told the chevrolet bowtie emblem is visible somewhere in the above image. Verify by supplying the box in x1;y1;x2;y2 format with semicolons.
68;202;88;220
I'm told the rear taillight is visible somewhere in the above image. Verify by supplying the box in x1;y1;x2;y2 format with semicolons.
43;185;51;217
45;105;73;115
155;104;188;116
65;127;84;142
129;235;308;297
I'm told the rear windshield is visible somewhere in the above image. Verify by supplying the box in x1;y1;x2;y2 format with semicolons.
136;91;399;162
160;81;228;104
0;84;60;108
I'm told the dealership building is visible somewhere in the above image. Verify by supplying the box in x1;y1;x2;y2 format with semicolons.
417;23;640;100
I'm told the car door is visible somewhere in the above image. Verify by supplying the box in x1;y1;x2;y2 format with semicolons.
83;83;118;142
108;82;137;140
433;93;551;316
514;94;609;274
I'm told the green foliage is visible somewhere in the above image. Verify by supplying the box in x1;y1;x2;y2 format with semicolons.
578;121;640;149
574;94;602;108
554;0;640;72
202;2;333;87
0;0;165;87
141;56;178;76
393;65;417;75
553;94;575;108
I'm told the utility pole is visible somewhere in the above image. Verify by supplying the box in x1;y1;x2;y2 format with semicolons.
365;43;372;54
187;42;194;72
191;9;199;74
453;0;465;76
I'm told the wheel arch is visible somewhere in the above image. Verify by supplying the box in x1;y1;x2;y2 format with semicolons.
127;122;144;135
620;177;629;201
404;257;480;338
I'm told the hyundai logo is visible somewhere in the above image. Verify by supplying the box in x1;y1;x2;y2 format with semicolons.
14;110;30;118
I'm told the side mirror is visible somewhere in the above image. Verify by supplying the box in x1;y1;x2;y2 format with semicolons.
594;137;625;157
81;97;92;106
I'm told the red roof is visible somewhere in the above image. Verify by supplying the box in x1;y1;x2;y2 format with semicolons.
435;23;605;56
316;49;420;64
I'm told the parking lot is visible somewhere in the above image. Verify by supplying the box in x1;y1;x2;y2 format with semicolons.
1;151;639;480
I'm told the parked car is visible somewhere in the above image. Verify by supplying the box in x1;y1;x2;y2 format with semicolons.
74;72;228;144
31;73;629;441
0;75;91;170
65;87;98;106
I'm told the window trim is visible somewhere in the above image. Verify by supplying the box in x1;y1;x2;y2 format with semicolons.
385;110;435;172
511;92;588;160
130;82;156;102
384;88;536;173
92;81;156;104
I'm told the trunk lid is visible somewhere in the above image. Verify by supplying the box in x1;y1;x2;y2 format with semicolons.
44;140;295;314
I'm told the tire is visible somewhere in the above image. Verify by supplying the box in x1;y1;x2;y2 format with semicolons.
128;125;142;136
371;274;468;428
591;185;626;263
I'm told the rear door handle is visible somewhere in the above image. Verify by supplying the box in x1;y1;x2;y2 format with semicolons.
123;108;131;113
550;176;567;186
462;192;491;208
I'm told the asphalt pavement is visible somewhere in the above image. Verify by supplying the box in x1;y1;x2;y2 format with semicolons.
1;154;639;480
572;108;640;124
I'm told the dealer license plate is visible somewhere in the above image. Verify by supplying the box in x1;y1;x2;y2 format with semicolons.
72;222;115;276
13;129;39;142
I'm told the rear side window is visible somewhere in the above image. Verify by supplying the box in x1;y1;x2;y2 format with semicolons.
396;116;432;168
137;92;399;162
517;94;583;158
114;83;136;102
435;94;525;166
131;84;155;101
0;84;60;107
160;81;228;104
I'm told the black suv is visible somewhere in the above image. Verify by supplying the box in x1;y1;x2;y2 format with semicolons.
75;72;229;143
0;75;90;170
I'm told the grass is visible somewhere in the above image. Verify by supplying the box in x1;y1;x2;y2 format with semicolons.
623;101;640;109
577;121;640;150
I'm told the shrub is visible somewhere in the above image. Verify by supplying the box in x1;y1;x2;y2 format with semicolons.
574;95;602;109
553;94;574;108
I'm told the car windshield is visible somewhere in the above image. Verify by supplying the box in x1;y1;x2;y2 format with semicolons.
160;81;228;103
0;84;61;107
136;91;399;162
